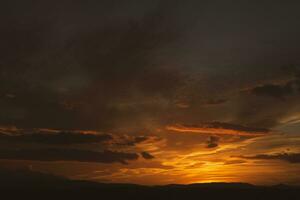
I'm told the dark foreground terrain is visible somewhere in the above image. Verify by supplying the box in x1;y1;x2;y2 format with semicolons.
1;168;299;200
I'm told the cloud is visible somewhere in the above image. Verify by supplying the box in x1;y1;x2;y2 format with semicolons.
166;122;269;136
0;149;139;164
250;83;294;99
249;67;300;100
0;0;186;131
0;131;113;145
118;136;151;146
233;67;300;129
223;160;246;165
206;136;219;148
203;99;228;106
0;126;19;135
238;153;300;164
141;152;155;160
0;127;154;148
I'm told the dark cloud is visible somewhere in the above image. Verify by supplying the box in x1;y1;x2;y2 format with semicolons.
206;143;218;148
223;160;246;165
234;96;291;129
0;0;186;131
0;132;112;145
250;83;294;99
203;99;228;106
0;127;155;148
141;152;155;160
206;136;219;149
0;149;139;164
233;66;300;129
2;0;300;185
239;153;300;164
2;0;300;134
119;136;151;146
250;65;300;99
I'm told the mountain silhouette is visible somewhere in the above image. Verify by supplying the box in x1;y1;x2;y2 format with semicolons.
0;168;299;200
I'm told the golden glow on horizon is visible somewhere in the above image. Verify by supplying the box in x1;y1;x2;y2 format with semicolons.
86;134;300;185
1;126;299;186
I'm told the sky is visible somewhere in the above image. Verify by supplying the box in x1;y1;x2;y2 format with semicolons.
1;0;300;185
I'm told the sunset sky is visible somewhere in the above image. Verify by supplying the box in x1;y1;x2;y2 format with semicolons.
1;0;300;185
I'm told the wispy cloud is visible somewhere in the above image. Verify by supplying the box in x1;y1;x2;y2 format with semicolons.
166;122;269;136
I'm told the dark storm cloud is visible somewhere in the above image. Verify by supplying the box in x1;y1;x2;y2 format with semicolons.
1;0;300;154
0;132;112;145
0;149;139;164
206;136;219;149
2;0;300;132
2;0;300;185
141;151;155;160
0;0;187;131
239;153;300;164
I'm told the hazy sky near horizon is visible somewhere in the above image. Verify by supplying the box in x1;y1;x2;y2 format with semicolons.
1;0;300;185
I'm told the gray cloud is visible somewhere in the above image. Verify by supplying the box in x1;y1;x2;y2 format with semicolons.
2;0;300;134
1;1;300;169
0;132;113;145
239;153;300;164
235;67;300;128
250;83;294;99
206;136;219;148
204;99;228;106
0;149;139;164
117;136;151;146
141;151;155;160
0;0;187;131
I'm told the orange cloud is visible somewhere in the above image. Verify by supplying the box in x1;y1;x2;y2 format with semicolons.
166;123;269;137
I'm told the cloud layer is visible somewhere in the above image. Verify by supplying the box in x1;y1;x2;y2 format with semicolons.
1;0;300;185
239;153;300;164
0;149;139;164
0;132;112;145
166;122;270;136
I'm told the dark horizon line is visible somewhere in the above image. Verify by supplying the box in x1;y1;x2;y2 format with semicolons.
1;167;300;188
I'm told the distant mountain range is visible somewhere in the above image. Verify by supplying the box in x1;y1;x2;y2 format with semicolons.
0;167;299;200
